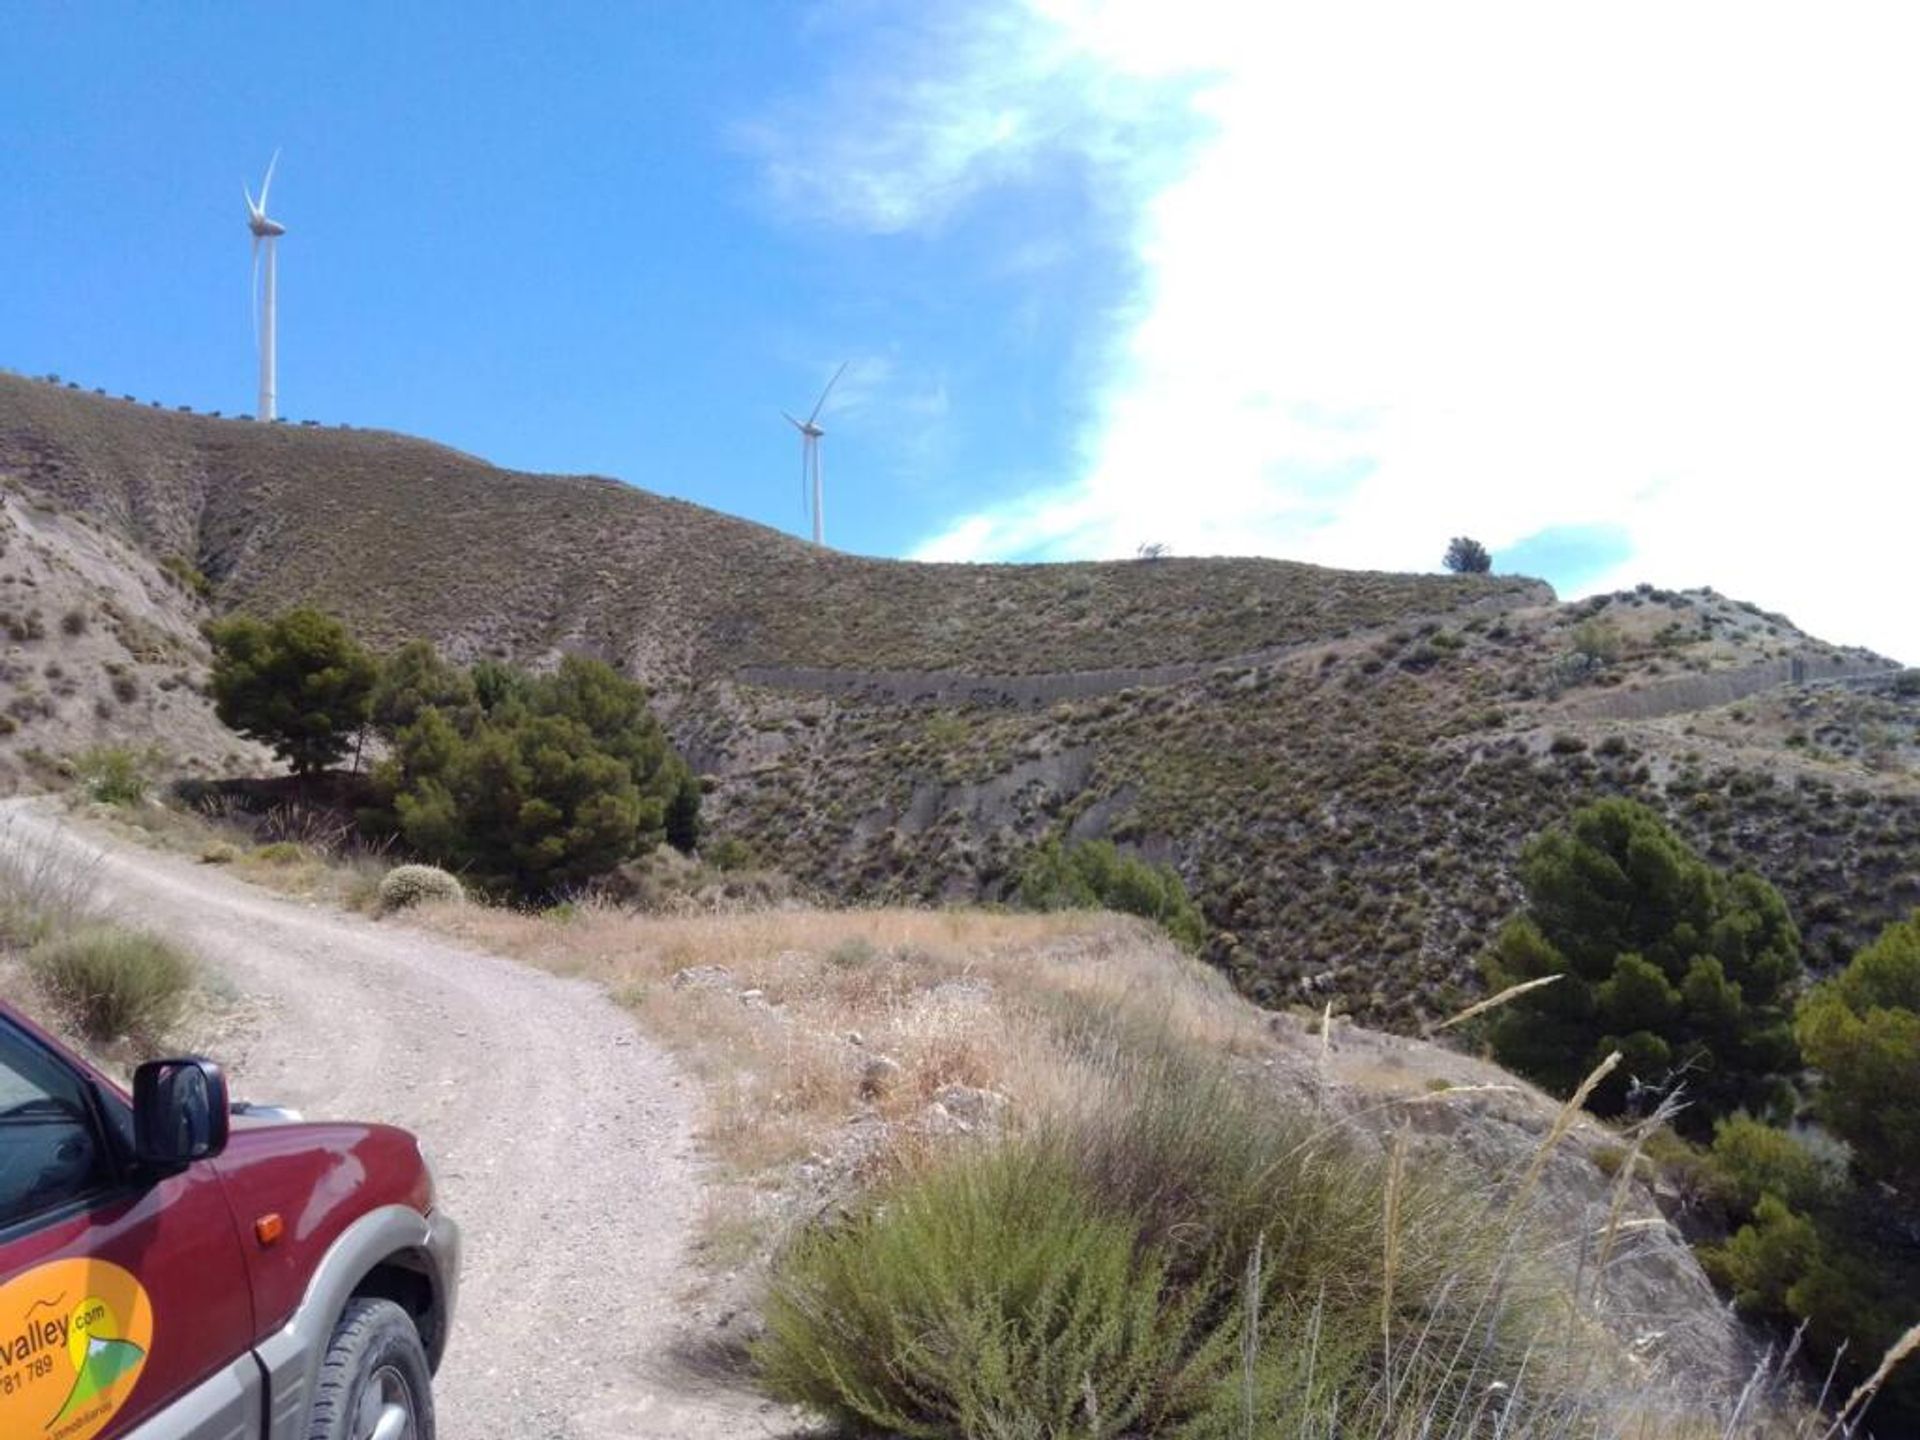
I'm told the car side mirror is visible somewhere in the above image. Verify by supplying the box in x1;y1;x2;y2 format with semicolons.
133;1057;230;1169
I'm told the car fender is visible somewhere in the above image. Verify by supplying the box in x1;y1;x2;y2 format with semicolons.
253;1203;456;1438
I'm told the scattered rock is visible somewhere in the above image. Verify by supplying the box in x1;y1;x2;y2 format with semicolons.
925;978;994;1008
933;1083;1007;1127
670;965;733;992
916;1100;965;1137
857;1054;902;1098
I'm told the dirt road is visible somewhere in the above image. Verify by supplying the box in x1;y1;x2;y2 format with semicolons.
2;802;781;1440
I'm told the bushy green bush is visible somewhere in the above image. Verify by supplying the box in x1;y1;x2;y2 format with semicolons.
208;609;377;774
28;925;193;1041
1017;838;1206;951
72;743;156;805
1481;798;1801;1131
1443;536;1492;573
760;1055;1551;1439
664;770;702;854
704;836;756;872
1688;918;1920;1433
761;1146;1208;1439
1704;1115;1835;1214
373;652;692;899
370;639;476;737
1795;908;1920;1192
377;863;465;912
1568;618;1623;665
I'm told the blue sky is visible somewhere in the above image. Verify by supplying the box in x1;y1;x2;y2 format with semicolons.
4;4;1915;661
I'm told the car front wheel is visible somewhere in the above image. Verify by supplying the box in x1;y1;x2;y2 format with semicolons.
306;1297;436;1440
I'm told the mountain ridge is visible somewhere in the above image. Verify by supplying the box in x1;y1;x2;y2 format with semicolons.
2;369;1915;1028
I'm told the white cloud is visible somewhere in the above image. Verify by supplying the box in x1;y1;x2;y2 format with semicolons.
738;3;1187;235
781;2;1920;661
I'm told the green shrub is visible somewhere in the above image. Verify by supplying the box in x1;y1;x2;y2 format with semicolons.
1481;798;1801;1132
72;744;156;805
824;937;877;969
251;841;310;865
704;836;756;872
664;769;702;854
1704;1115;1835;1215
760;1054;1551;1439
28;925;193;1041
160;554;211;598
375;653;687;898
369;639;476;737
1795;909;1920;1192
1017;838;1207;951
1569;618;1623;665
1700;1194;1822;1318
207;608;377;775
198;841;239;865
377;864;465;912
1442;536;1492;574
761;1146;1207;1439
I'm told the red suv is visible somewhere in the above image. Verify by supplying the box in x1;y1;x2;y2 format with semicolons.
0;1000;459;1440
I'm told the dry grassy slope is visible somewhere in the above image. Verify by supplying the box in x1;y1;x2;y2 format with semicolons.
0;372;1542;684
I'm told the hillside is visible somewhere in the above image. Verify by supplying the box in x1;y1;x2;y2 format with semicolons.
3;370;1917;1026
0;373;1541;682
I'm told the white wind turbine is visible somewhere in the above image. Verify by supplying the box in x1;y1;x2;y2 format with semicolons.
784;361;848;546
245;151;286;421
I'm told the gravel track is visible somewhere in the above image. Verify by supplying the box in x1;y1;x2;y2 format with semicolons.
2;801;779;1440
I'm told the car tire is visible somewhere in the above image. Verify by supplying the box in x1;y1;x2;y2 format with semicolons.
306;1297;436;1440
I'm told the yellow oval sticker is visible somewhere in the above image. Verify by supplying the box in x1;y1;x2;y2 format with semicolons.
0;1259;153;1440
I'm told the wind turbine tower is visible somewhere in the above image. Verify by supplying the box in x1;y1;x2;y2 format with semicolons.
245;151;286;421
784;361;848;546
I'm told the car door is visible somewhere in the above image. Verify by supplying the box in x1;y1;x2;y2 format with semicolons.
0;1013;259;1440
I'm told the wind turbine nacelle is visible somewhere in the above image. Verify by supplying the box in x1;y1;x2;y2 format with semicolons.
249;216;287;238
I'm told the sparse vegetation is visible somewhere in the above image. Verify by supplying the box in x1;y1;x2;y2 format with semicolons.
1569;617;1624;665
160;554;211;598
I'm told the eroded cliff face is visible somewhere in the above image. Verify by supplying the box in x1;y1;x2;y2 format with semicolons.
0;490;268;792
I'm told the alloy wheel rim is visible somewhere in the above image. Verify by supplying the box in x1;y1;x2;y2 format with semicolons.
356;1362;415;1440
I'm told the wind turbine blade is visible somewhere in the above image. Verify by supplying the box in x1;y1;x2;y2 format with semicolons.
806;360;849;426
259;149;280;212
781;410;806;431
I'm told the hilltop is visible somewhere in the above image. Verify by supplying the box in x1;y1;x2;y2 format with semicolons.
3;370;1916;1025
0;372;1540;682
